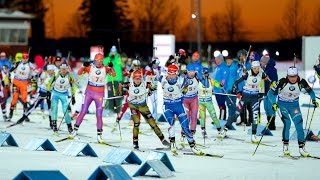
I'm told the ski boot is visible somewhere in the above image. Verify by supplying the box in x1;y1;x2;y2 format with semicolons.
191;130;196;135
189;141;203;155
299;143;310;157
16;115;27;124
25;117;30;122
283;142;290;156
49;120;53;129
69;125;78;139
3;114;7;121
180;132;186;149
219;128;228;139
7;110;13;122
251;134;258;143
97;129;104;143
161;137;170;147
133;138;139;149
67;124;73;134
49;116;53;129
201;127;207;138
169;137;177;154
52;121;59;136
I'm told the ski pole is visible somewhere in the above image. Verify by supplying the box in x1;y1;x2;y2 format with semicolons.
305;107;316;142
118;121;122;141
305;55;319;129
57;98;73;131
252;114;274;156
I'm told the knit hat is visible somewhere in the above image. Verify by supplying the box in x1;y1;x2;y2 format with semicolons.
260;55;270;64
47;64;56;71
110;46;117;53
251;60;260;68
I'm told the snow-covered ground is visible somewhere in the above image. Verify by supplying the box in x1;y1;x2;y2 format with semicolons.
0;64;320;180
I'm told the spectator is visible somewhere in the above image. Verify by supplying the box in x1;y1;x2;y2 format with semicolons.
260;54;278;130
0;52;12;71
212;54;229;120
190;51;203;79
103;45;123;114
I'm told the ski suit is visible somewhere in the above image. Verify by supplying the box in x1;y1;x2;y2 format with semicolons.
123;79;165;145
212;61;229;120
225;69;267;135
268;77;316;145
74;64;115;131
183;76;199;132
198;77;221;130
160;75;196;145
47;72;76;129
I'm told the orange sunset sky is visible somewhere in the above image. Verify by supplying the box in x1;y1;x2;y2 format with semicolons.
48;0;319;41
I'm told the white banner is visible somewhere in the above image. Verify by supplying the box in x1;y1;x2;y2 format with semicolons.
153;34;175;67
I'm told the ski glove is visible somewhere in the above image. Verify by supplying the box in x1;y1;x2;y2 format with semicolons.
71;96;76;105
237;93;242;99
182;87;188;94
108;62;113;68
83;61;90;67
231;85;238;94
272;103;279;111
312;100;319;108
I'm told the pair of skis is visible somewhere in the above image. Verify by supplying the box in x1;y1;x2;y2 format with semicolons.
55;136;119;148
154;147;224;158
224;136;277;147
279;154;320;160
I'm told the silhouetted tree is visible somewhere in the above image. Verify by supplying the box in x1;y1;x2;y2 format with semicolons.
276;0;307;39
209;0;246;42
131;0;179;43
79;0;133;44
312;5;320;35
64;12;87;38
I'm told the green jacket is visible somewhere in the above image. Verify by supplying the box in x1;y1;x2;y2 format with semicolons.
103;53;123;82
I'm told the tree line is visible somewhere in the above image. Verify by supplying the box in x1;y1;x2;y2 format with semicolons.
1;0;320;43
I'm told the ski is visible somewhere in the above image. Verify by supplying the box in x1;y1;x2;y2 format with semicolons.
250;141;277;147
153;147;180;156
302;155;320;160
279;155;300;160
55;137;76;143
133;148;145;152
91;141;120;148
6;122;22;128
179;142;209;149
183;152;224;158
225;136;276;147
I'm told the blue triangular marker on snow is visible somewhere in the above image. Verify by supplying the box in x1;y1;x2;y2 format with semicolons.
103;148;142;165
13;170;68;180
157;114;167;122
146;151;175;171
247;125;273;136
88;165;132;180
62;141;97;157
0;132;18;147
290;129;315;141
132;160;174;178
214;120;236;130
24;138;56;151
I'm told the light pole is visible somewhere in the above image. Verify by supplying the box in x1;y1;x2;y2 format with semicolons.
197;0;201;54
189;0;202;54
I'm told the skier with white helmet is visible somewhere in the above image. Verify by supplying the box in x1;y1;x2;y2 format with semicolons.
268;66;319;157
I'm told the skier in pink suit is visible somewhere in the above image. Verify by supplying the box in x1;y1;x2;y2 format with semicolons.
69;53;115;143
